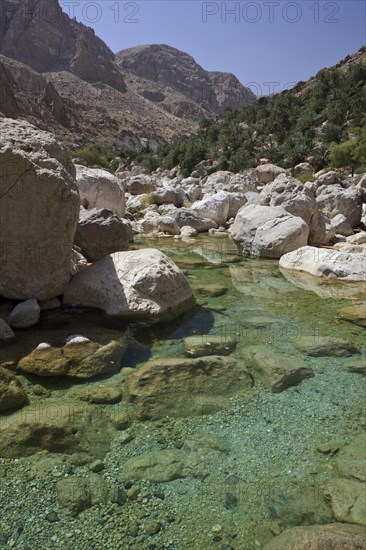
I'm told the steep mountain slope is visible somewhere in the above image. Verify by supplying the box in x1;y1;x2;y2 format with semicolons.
134;47;366;175
116;44;256;115
0;0;126;90
0;54;76;135
0;4;256;147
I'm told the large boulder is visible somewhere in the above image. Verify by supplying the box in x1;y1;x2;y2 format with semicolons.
0;118;80;300
126;193;151;212
152;185;187;207
203;171;257;194
124;174;156;195
264;523;366;550
0;401;110;459
8;298;40;329
328;213;354;237
279;246;366;282
158;216;180;235
226;192;248;218
180;177;203;202
254;163;286;184
166;208;217;233
293;162;313;176
0;367;27;413
230;205;309;258
63;249;194;319
75;165;125;218
126;355;253;419
259;174;326;245
315;170;340;186
190;191;230;225
74;207;133;262
316;185;362;228
355;173;366;202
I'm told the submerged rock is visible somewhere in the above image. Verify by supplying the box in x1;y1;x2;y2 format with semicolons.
57;474;109;516
324;478;366;526
335;433;366;482
342;358;366;375
0;367;27;413
242;346;314;392
0;318;15;341
264;523;366;549
0;402;110;459
336;304;366;327
123;449;185;482
126;355;253;419
63;249;194;319
122;433;230;482
293;336;360;357
184;335;236;357
194;284;228;297
78;385;122;404
17;339;127;379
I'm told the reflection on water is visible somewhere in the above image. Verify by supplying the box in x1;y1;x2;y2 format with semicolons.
1;235;365;549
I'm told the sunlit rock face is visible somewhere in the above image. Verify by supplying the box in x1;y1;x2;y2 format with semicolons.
0;117;79;300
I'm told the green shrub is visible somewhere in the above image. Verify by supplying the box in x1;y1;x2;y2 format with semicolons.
296;171;315;183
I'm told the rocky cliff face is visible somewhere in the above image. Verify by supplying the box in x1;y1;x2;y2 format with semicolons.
208;71;256;111
0;54;77;133
0;1;255;147
0;0;126;90
116;44;256;114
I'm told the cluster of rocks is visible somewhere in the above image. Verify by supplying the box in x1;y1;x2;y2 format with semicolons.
0;118;194;335
118;159;366;283
0;118;195;415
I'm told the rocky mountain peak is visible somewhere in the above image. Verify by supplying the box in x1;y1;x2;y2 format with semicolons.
116;44;256;114
0;0;126;90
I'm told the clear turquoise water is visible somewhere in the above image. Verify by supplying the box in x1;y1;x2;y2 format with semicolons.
1;235;365;549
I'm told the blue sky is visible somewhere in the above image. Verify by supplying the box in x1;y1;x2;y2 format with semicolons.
60;0;365;95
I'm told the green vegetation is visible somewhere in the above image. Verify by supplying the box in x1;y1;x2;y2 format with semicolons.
296;171;315;184
74;61;366;177
73;141;156;171
141;62;366;177
73;141;116;168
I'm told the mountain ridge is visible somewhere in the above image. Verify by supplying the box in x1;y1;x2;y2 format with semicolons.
0;1;255;147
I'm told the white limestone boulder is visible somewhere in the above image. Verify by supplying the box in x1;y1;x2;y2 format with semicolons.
75;165;125;218
279;246;366;282
63;249;194;319
230;205;309;259
0;118;80;300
